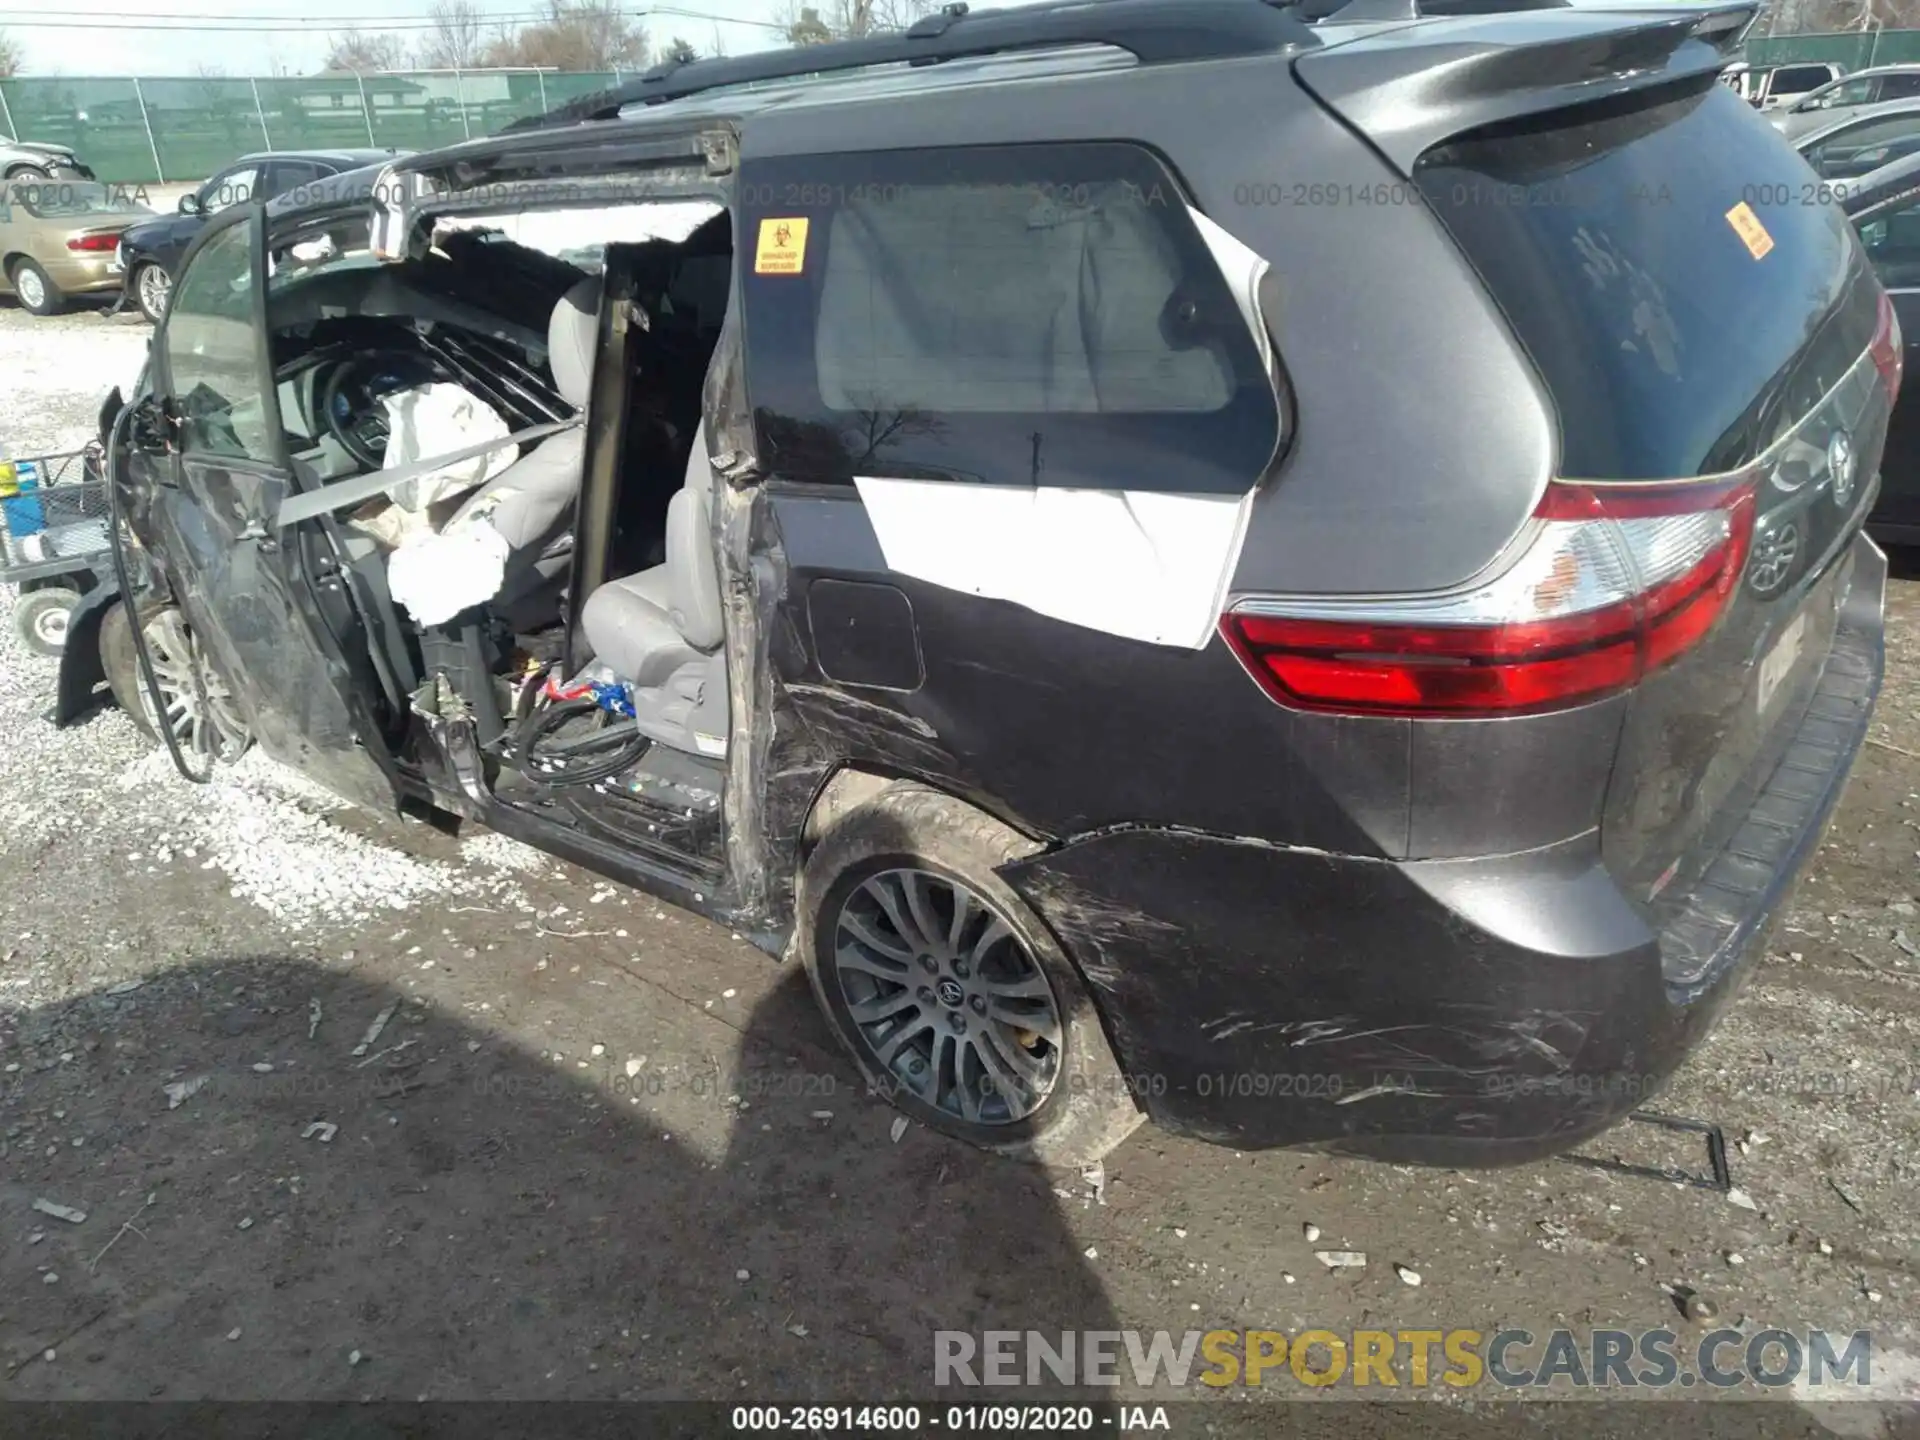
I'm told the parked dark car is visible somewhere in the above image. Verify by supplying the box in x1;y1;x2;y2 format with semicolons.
1795;98;1920;181
1843;150;1920;543
61;0;1891;1170
116;148;402;322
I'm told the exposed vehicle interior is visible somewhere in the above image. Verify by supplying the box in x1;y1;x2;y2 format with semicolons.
261;197;737;865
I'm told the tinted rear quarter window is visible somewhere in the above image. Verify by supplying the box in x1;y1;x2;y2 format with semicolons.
1416;81;1872;479
740;143;1278;494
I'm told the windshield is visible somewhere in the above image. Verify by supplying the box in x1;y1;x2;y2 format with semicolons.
11;182;146;219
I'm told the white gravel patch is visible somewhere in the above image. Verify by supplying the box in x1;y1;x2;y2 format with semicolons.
110;746;537;929
0;310;150;456
459;830;550;874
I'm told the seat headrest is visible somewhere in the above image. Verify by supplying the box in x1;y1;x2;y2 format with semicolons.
548;276;601;409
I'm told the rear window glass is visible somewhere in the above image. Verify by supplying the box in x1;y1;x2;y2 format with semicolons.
1417;80;1873;479
740;143;1279;493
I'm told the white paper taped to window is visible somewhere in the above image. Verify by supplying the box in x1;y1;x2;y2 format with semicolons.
853;477;1250;650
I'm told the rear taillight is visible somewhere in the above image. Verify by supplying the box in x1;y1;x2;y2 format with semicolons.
66;233;118;252
1221;477;1757;718
1871;289;1904;402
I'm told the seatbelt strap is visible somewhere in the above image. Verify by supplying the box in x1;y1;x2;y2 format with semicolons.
275;418;582;528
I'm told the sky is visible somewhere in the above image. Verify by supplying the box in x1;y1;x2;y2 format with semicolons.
0;0;799;77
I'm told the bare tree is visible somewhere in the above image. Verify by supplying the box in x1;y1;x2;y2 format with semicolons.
663;36;699;64
0;29;22;79
417;0;487;69
482;0;648;70
783;3;836;45
782;0;938;44
709;24;730;57
322;29;409;74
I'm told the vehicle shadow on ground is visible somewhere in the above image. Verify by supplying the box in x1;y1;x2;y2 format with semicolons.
0;954;1118;1401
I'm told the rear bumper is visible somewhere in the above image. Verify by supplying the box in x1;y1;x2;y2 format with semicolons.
43;255;122;294
1001;535;1887;1166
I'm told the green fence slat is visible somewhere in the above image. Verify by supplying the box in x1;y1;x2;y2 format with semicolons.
12;65;684;186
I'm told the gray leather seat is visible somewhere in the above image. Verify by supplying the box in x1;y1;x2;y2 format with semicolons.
443;275;599;550
579;423;728;757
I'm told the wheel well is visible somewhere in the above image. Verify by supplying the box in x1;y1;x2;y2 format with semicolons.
799;765;1045;863
2;163;46;180
2;252;27;279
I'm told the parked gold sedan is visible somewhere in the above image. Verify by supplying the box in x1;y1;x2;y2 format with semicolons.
0;181;154;316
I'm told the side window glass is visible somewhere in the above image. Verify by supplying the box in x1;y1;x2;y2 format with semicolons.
1807;114;1920;178
163;220;273;461
1882;75;1920;100
268;161;324;201
1859;201;1920;289
741;144;1279;495
202;165;259;215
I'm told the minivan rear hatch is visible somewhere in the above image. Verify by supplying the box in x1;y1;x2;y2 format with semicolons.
1295;7;1896;945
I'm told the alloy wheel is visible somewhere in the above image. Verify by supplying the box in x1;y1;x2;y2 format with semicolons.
139;609;249;763
830;867;1063;1125
138;264;170;321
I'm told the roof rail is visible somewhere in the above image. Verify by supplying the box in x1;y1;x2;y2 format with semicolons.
502;0;1318;133
1296;0;1566;22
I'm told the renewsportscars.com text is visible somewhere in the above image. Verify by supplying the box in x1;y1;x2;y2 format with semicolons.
935;1328;1873;1391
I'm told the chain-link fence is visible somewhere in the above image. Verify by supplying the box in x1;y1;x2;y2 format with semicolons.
1745;28;1920;70
0;69;635;184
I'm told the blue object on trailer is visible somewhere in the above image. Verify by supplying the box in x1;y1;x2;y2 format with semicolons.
0;459;46;537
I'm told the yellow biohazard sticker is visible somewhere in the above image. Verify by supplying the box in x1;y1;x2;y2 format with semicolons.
1725;201;1774;261
754;216;810;275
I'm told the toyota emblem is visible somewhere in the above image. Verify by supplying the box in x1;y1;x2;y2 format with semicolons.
1828;429;1857;508
1748;519;1801;596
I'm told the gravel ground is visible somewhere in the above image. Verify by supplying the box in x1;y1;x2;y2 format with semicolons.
1;299;1918;1432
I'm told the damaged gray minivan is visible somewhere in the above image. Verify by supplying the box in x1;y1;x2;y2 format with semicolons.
62;0;1892;1169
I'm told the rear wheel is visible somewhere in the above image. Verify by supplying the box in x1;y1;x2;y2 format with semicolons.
133;262;170;323
12;586;82;655
11;258;63;316
797;783;1143;1167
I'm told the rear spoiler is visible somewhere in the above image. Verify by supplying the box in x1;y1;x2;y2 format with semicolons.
1292;3;1757;175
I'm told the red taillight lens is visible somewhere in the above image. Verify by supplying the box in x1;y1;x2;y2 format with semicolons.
66;232;119;252
1221;477;1757;718
1871;289;1904;402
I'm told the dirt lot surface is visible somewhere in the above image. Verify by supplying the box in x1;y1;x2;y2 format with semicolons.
0;302;1917;1435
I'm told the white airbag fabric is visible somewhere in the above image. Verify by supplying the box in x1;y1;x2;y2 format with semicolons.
387;517;511;628
852;478;1250;650
380;383;520;513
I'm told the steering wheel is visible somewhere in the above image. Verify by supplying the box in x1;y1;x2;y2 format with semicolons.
319;353;433;471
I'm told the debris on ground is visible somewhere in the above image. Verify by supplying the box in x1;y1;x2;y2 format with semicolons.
1315;1250;1365;1269
1303;1223;1321;1242
889;1116;908;1144
87;1193;157;1272
307;998;322;1040
1395;1264;1422;1287
1726;1187;1759;1211
351;1002;398;1057
1081;1161;1107;1205
301;1121;338;1143
162;1076;207;1110
30;1198;87;1225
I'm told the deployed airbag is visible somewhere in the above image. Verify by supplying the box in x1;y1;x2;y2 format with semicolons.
386;516;511;627
381;383;520;513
